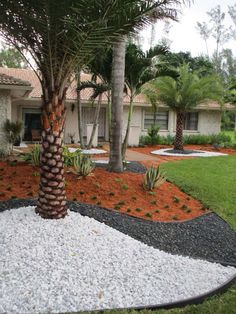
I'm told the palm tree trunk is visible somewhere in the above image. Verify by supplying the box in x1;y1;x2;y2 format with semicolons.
108;37;126;172
87;94;102;149
174;112;184;151
35;91;67;219
107;91;112;141
77;70;85;149
122;97;133;160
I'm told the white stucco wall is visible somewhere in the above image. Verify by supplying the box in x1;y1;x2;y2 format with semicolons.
0;90;11;152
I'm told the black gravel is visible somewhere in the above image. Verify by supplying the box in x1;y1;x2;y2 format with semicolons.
166;149;203;155
95;161;147;174
0;198;235;266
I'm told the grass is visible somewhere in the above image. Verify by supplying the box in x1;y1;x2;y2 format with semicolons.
161;156;236;228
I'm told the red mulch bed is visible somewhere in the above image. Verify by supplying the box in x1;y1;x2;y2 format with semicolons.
0;161;208;222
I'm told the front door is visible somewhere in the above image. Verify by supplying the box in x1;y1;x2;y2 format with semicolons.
23;109;42;141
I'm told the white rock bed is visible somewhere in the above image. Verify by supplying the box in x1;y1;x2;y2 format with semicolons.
94;160;130;164
151;148;228;157
0;207;235;314
68;147;107;155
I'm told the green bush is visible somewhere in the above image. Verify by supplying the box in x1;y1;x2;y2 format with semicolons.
183;133;232;145
63;146;81;167
21;144;41;166
143;166;166;191
73;154;95;177
3;119;23;146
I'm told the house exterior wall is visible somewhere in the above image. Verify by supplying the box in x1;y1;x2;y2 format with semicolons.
198;111;222;135
0;90;11;152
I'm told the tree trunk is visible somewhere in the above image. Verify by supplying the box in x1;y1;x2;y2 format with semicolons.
77;70;85;149
122;97;133;160
87;94;102;149
108;38;126;172
107;91;112;141
35;92;67;219
174;112;184;151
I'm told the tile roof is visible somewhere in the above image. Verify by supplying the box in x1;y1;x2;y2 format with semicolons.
0;67;234;110
0;72;31;87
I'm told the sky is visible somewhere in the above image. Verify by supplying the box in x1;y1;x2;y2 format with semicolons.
141;0;236;57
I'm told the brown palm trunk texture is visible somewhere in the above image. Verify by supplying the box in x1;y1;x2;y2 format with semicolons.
35;94;67;219
174;112;184;151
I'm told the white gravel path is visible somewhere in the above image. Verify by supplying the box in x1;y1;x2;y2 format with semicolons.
151;148;228;157
0;207;235;314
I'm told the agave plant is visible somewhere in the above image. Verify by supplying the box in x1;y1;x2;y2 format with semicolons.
143;166;166;191
73;155;95;177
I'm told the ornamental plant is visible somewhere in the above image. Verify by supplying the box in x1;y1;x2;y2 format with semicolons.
143;166;166;191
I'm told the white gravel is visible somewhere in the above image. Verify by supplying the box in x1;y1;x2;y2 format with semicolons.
151;148;228;157
68;147;107;155
0;207;235;314
94;160;130;164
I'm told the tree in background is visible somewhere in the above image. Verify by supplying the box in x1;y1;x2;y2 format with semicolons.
196;22;211;58
0;0;170;218
0;44;27;68
142;64;224;151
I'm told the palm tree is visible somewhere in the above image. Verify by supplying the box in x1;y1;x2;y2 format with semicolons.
0;0;176;219
122;43;168;159
143;64;224;151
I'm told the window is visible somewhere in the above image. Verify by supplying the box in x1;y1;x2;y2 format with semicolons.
144;110;169;130
184;112;198;130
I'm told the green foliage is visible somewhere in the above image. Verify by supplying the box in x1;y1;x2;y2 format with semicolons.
73;154;95;177
3;119;23;145
161;156;236;228
147;124;160;145
21;145;41;166
0;45;27;68
63;147;81;167
183;133;232;145
0;148;8;160
221;111;235;131
143;166;166;191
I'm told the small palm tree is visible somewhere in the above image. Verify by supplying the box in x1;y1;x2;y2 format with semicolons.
143;64;224;151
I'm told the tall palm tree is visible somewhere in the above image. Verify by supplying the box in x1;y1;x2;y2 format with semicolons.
0;0;177;219
122;43;168;159
143;64;224;151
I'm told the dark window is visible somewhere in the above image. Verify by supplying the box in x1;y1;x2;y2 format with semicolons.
144;110;168;130
184;112;198;130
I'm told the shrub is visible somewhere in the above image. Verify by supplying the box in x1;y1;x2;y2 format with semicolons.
143;166;166;191
3;119;23;146
183;133;232;145
63;146;81;167
21;145;41;166
73;154;95;177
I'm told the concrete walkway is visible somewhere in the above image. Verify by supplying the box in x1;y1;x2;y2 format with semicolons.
125;149;159;161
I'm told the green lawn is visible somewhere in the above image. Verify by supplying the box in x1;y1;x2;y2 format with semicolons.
162;156;236;228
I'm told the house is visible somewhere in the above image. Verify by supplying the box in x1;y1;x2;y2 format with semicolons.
0;67;235;147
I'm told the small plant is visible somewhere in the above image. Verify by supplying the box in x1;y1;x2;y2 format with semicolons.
0;168;4;171
9;161;17;167
172;215;179;220
91;195;97;200
27;192;33;196
3;119;23;147
73;154;95;177
135;208;142;212
155;209;160;213
148;191;156;196
73;197;77;201
185;208;192;213
132;196;137;200
150;200;157;205
68;132;75;144
11;195;17;199
96;201;101;206
121;184;129;191
114;205;121;210
109;192;115;196
164;205;170;209
32;171;40;177
143;166;166;191
181;204;188;210
186;197;191;201
127;208;131;213
6;186;12;191
0;149;8;160
118;200;126;206
63;146;81;167
0;192;6;196
95;182;101;188
145;213;152;218
79;191;85;195
21;145;41;166
115;177;123;183
173;196;180;203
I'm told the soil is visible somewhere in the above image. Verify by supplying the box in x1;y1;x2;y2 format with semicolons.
0;160;208;222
